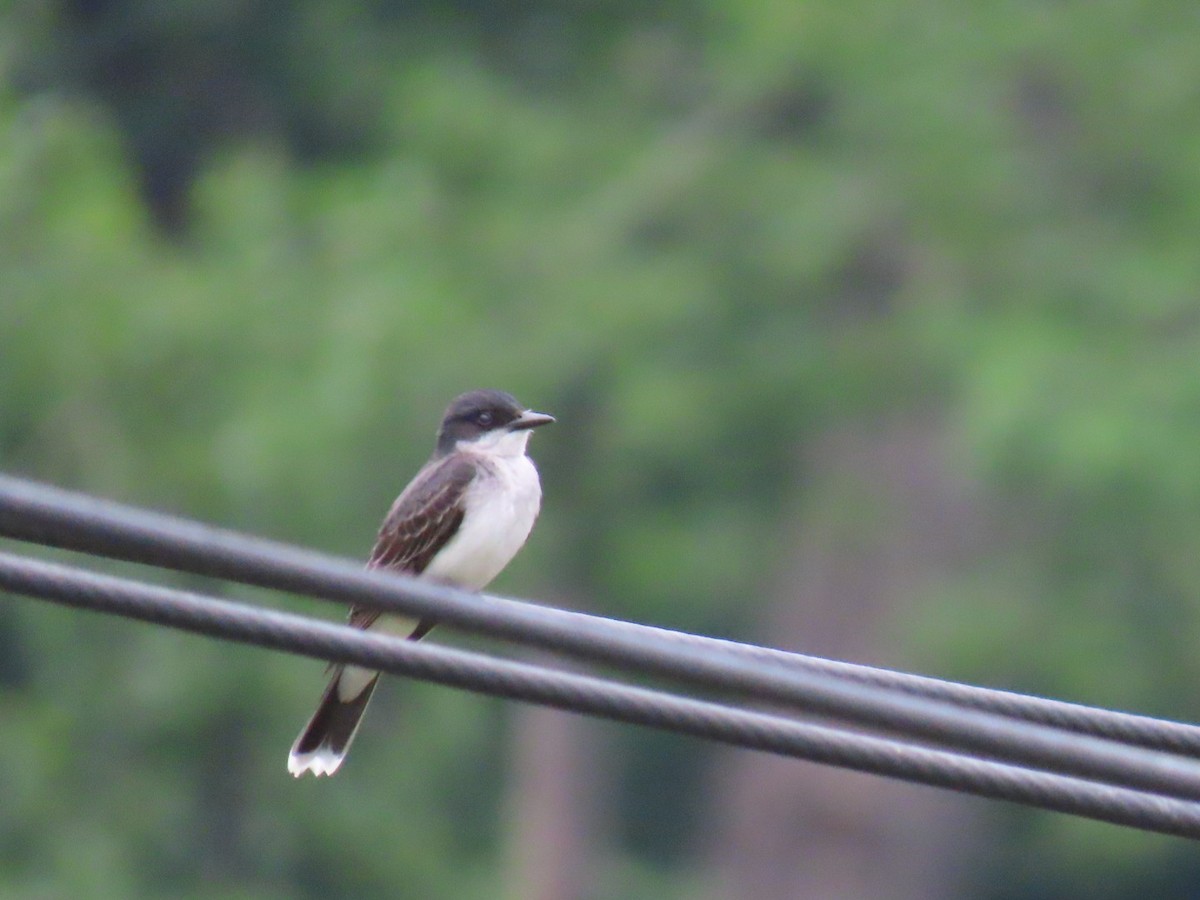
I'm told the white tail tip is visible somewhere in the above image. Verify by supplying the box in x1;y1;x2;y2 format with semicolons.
288;746;346;777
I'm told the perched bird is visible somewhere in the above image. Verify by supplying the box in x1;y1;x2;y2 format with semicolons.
288;389;554;776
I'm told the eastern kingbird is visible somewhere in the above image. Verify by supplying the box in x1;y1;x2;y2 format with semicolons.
288;389;554;777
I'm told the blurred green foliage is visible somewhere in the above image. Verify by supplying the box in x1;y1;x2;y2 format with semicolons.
4;1;1200;897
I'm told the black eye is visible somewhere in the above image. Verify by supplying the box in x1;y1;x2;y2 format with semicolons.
476;411;494;427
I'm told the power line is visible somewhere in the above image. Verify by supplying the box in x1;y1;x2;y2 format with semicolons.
2;473;1195;756
4;549;1200;840
581;617;1200;757
2;474;1200;804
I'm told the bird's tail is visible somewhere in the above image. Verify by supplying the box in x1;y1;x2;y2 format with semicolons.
287;665;379;777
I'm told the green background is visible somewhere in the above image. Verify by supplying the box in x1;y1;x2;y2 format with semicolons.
4;1;1200;897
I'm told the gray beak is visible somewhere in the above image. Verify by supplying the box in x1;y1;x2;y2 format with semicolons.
509;410;556;431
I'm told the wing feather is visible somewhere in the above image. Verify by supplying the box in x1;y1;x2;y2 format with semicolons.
348;456;476;631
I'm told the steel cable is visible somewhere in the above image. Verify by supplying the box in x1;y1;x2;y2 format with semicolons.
3;550;1200;840
2;474;1200;802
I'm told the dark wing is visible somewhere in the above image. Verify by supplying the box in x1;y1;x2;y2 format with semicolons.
348;455;477;631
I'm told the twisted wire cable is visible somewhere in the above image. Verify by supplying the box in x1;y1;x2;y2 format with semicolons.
3;549;1200;840
3;474;1194;755
588;617;1200;756
3;475;1200;802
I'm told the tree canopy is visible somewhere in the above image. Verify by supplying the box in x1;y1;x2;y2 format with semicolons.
4;2;1200;897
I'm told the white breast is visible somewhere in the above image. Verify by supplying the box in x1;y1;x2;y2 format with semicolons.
422;448;543;591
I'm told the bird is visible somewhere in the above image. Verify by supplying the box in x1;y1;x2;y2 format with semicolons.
288;389;554;777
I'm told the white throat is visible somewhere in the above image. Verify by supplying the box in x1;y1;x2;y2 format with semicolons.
458;427;534;459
